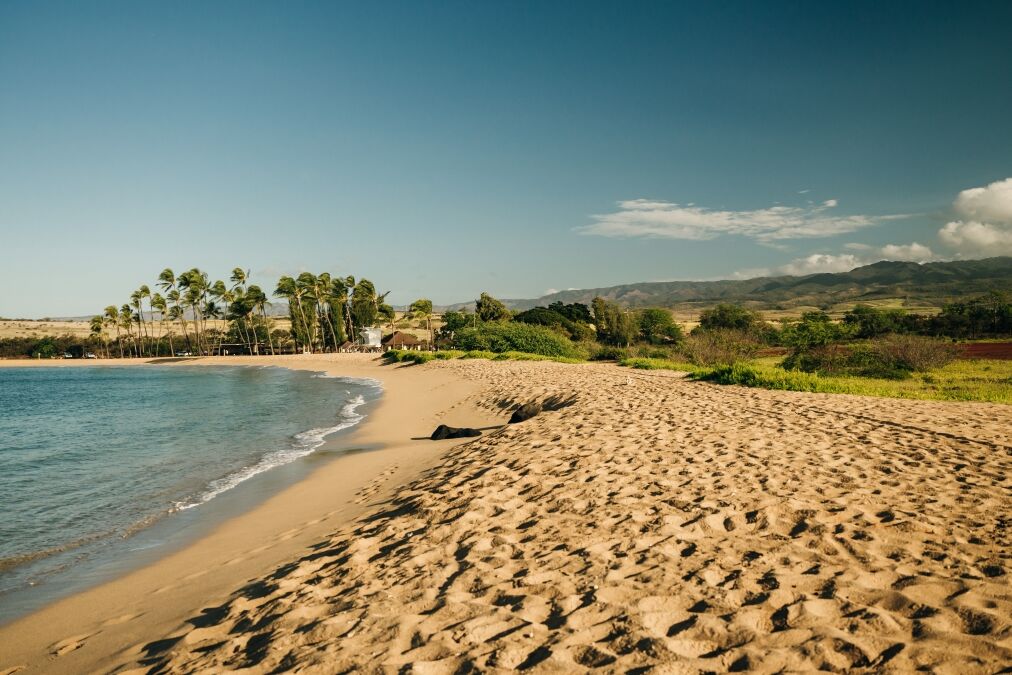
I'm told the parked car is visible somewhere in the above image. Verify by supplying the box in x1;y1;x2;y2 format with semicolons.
177;351;193;356
84;352;97;359
62;352;74;359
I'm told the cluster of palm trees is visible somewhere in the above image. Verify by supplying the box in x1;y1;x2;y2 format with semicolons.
91;268;393;357
273;273;393;353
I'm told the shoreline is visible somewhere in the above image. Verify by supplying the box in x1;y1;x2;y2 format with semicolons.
0;354;499;674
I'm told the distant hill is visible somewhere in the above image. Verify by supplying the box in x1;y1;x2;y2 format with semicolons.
441;257;1012;313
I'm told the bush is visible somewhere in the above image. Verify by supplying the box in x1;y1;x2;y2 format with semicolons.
619;357;698;372
873;334;959;372
589;345;632;361
382;350;434;364
782;343;853;374
682;329;760;366
637;308;683;345
693;363;823;392
453;322;584;358
513;307;594;341
698;304;763;332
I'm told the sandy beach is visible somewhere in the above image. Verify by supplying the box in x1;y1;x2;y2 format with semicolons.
2;356;1011;673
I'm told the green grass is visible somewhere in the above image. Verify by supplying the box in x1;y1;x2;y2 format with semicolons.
618;357;699;372
690;359;1012;404
382;349;584;365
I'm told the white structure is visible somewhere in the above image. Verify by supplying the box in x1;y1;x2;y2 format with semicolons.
359;326;382;348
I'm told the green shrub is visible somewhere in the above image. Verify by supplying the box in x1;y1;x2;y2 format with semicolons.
460;349;498;359
693;364;823;392
682;329;760;366
619;357;698;372
873;334;959;372
589;345;632;361
453;322;584;358
382;350;434;364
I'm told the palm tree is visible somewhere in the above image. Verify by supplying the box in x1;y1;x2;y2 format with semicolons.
275;275;312;353
333;275;355;341
410;298;435;347
104;305;122;358
151;293;168;356
159;268;193;354
247;284;275;355
179;269;210;354
228;268;254;353
313;272;341;351
295;273;321;351
130;289;146;356
120;304;136;356
90;315;107;358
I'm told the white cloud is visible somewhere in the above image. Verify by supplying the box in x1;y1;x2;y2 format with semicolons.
939;177;1012;257
878;242;936;261
953;177;1012;224
578;198;908;243
777;253;864;275
939;220;1012;256
738;241;939;278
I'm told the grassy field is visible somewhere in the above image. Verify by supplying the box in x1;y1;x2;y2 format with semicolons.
619;355;1012;404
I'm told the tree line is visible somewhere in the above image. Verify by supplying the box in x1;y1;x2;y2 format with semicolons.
81;268;393;358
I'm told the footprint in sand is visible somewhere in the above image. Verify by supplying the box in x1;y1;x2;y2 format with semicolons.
49;633;94;656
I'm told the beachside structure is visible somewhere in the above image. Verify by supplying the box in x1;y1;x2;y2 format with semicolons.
382;331;426;351
359;327;383;350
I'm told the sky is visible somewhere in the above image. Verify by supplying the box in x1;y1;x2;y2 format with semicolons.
1;1;1011;317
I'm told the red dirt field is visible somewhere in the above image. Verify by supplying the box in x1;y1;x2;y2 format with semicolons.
959;342;1012;359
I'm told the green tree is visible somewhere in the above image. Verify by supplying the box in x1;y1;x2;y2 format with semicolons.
637;308;683;345
475;292;511;322
104;305;123;358
409;298;434;345
698;303;762;332
592;297;638;346
351;278;381;330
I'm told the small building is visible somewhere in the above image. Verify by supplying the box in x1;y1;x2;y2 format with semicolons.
382;331;425;351
338;340;356;353
359;327;383;351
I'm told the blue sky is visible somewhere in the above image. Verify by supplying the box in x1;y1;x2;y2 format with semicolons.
2;1;1011;317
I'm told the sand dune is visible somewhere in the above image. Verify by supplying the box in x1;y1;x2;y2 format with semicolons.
110;360;1011;673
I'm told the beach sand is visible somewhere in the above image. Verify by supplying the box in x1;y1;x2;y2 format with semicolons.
1;357;1011;673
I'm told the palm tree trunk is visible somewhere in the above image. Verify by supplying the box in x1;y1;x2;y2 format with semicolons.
262;307;275;355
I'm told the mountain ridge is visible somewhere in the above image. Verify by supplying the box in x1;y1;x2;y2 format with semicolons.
439;257;1012;312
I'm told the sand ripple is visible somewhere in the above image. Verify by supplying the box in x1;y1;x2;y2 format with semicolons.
128;361;1012;673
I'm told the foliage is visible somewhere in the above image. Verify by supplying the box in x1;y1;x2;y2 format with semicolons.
929;292;1012;338
873;334;960;372
588;345;632;361
475;292;512;322
618;357;698;372
547;301;593;323
383;348;582;364
592;297;638;346
453;322;584;358
842;304;908;338
779;311;849;350
682;329;760;366
439;309;477;338
698;303;763;332
694;363;824;391
513;307;594;341
691;359;1012;404
637;308;683;345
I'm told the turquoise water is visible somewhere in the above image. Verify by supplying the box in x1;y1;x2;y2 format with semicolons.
0;365;380;621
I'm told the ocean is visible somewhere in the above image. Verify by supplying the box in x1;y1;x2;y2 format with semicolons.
0;365;381;622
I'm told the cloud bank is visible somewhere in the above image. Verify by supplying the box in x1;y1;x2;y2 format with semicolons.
578;198;907;243
941;178;1012;256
